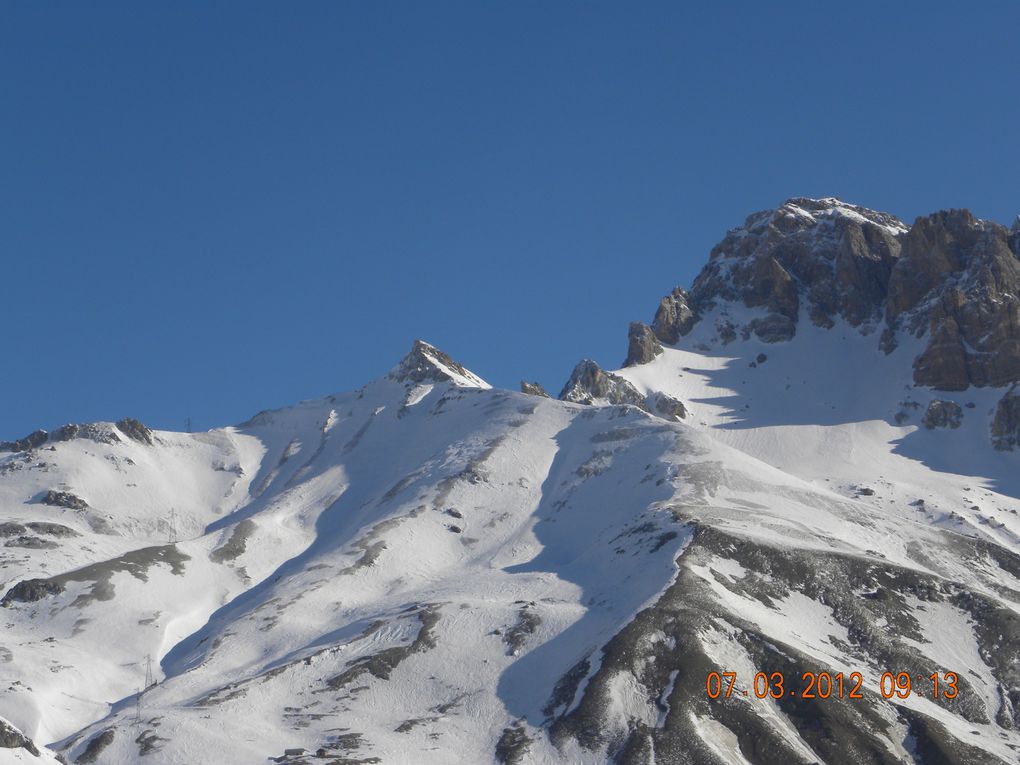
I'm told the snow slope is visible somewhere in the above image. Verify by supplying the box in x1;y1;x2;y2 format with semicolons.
1;327;1018;765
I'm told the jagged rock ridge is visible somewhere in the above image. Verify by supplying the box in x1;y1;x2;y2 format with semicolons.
645;197;1020;393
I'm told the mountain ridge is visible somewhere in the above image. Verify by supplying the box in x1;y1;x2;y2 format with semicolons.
1;198;1020;764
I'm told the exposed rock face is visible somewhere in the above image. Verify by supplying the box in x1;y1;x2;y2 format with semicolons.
558;361;690;424
647;198;1020;392
116;418;153;445
651;288;696;344
76;729;115;763
42;490;90;510
745;313;796;344
992;387;1020;451
548;522;1020;765
389;340;488;388
0;717;40;756
519;381;550;398
623;322;663;367
52;423;81;442
1;578;65;606
688;198;905;336
559;360;647;411
1;422;123;452
0;429;48;453
922;400;963;430
890;210;1020;390
649;392;687;421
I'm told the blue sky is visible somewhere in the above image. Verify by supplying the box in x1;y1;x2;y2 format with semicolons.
3;2;1019;439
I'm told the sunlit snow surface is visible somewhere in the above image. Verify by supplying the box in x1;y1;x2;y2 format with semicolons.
1;329;1018;764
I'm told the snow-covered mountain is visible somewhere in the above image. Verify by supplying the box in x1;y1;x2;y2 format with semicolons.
2;199;1020;765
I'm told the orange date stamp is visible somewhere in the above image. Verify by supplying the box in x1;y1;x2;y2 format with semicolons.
705;671;959;701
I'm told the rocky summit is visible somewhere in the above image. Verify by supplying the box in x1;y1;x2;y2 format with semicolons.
2;200;1020;765
642;198;1020;395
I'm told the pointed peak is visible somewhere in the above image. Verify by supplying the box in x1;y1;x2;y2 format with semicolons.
389;340;489;388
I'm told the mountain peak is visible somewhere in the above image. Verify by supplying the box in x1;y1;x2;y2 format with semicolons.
388;339;489;388
729;197;909;247
647;197;1020;393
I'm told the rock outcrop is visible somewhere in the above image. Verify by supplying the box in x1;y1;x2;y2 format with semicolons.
519;381;550;398
651;288;696;344
559;360;647;410
389;340;488;388
646;197;1020;393
648;391;687;421
890;210;1020;390
76;729;115;763
42;490;89;510
687;198;904;337
623;322;663;367
116;418;153;445
0;429;48;453
1;578;65;606
922;400;963;430
0;716;40;756
1;422;124;452
992;387;1020;451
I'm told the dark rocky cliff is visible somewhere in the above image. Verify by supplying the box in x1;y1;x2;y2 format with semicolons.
647;198;1020;395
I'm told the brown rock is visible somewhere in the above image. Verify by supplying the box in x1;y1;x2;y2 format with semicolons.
559;360;647;411
624;322;663;367
685;198;904;342
889;210;1020;390
116;418;153;445
649;392;687;421
651;288;696;344
519;381;550;398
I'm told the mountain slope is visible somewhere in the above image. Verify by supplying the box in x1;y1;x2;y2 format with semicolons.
2;201;1020;765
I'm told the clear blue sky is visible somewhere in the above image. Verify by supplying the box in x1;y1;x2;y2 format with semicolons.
3;2;1019;439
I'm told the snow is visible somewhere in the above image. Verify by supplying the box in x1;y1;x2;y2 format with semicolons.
1;325;1018;763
